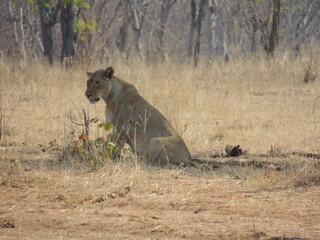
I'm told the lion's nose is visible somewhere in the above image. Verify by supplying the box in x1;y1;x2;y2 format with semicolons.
85;92;91;98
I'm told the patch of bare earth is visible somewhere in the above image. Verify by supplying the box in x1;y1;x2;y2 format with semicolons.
0;146;319;240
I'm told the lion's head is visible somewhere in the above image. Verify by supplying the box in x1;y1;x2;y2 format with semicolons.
85;67;114;104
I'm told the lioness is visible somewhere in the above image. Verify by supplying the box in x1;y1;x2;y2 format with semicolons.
85;66;192;166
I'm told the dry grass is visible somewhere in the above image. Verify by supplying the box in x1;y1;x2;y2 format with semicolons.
1;55;320;153
0;159;319;239
0;54;320;239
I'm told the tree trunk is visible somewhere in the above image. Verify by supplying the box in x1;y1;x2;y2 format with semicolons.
187;0;197;59
193;0;208;66
222;18;229;62
17;4;27;60
247;0;258;52
8;0;27;60
61;2;75;68
266;0;280;55
8;1;19;55
130;0;149;59
153;0;176;62
117;0;130;57
207;0;216;61
38;0;60;64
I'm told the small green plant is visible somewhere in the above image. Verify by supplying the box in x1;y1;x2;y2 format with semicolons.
62;113;121;169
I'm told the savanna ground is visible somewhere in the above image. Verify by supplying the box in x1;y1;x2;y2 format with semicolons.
0;53;320;239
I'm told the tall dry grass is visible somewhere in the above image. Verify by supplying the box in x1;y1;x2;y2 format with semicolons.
0;54;320;154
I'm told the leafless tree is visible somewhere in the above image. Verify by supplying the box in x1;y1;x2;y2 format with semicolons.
117;0;130;56
130;0;150;59
188;0;208;65
8;0;27;60
245;0;258;52
152;0;177;62
194;0;208;65
266;0;280;55
1;0;320;63
243;0;281;56
207;0;217;60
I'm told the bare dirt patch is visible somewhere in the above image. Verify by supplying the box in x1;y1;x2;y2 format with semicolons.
0;146;319;240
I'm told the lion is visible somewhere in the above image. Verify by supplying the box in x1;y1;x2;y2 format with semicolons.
85;66;192;166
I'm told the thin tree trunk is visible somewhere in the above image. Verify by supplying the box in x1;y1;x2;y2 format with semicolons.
193;0;208;66
187;0;197;59
222;18;229;62
117;0;130;57
8;1;19;54
130;0;149;59
247;0;258;52
61;3;75;67
153;0;176;62
18;4;27;60
267;0;280;56
207;0;216;61
8;0;26;60
24;4;39;57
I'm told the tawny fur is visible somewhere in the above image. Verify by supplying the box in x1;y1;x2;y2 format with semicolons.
85;67;192;166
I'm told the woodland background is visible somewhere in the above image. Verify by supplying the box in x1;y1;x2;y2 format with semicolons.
1;0;320;65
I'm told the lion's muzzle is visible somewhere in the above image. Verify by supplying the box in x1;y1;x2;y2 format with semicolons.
85;92;100;103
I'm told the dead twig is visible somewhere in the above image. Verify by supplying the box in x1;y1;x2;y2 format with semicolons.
66;108;90;146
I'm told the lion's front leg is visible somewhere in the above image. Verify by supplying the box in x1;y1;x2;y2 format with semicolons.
105;106;114;123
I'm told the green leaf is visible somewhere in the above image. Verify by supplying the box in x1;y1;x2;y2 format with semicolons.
74;17;96;41
90;118;98;123
73;0;89;8
104;123;113;131
85;19;96;31
12;0;19;7
26;0;37;4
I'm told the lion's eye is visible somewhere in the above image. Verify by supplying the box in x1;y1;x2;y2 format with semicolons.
95;82;100;87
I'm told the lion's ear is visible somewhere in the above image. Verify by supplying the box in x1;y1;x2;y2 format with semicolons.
87;72;93;78
104;67;114;79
